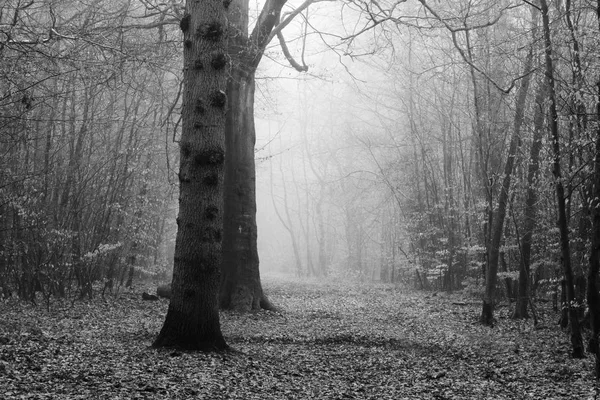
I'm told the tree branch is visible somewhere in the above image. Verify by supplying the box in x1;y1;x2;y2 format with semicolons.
418;0;531;94
250;0;289;57
277;30;308;72
266;0;325;44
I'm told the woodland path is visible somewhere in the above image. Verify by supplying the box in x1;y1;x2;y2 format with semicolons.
0;275;594;399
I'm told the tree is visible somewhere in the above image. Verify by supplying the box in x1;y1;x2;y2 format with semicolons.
588;72;600;377
539;0;583;358
0;0;180;302
153;0;229;350
481;7;535;326
585;0;600;378
512;78;545;319
219;0;310;311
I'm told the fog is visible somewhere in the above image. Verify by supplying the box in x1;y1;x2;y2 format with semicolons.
252;3;408;279
248;0;537;287
3;0;584;297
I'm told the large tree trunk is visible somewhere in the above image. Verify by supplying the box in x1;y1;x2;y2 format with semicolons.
219;0;297;311
540;0;584;358
153;0;228;351
220;63;275;311
218;0;277;312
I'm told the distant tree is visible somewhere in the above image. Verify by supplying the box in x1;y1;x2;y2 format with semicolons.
152;0;229;350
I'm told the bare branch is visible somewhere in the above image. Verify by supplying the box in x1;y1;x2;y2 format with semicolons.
119;18;179;30
339;0;406;42
266;0;327;44
277;30;308;72
417;0;532;94
521;0;541;11
250;0;288;57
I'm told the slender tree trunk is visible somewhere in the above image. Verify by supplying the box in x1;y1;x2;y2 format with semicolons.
513;80;546;319
513;8;543;320
565;0;588;297
586;0;600;378
290;154;315;276
588;122;600;375
540;0;584;358
481;35;534;325
271;144;304;276
153;0;228;351
303;125;329;276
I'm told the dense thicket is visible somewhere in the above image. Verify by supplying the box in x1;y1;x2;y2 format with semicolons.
0;0;181;301
264;0;600;333
382;1;600;322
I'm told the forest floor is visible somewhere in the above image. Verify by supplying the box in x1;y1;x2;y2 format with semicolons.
0;275;596;399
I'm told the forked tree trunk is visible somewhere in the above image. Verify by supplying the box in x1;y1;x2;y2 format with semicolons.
219;0;270;312
219;0;298;311
540;0;584;358
153;0;228;351
481;32;534;326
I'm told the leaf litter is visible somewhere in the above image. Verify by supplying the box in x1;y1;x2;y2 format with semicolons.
0;276;597;399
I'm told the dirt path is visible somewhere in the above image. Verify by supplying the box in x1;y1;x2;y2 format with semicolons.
0;276;595;399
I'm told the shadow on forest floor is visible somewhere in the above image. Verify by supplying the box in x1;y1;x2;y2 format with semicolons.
0;275;596;399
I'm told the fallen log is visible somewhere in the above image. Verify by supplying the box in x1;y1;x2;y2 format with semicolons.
142;292;159;301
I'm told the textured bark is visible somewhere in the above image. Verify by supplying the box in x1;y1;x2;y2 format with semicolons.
540;0;584;358
219;0;291;312
153;0;228;351
220;62;274;311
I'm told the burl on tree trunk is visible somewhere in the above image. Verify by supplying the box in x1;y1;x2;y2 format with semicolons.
152;0;229;351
